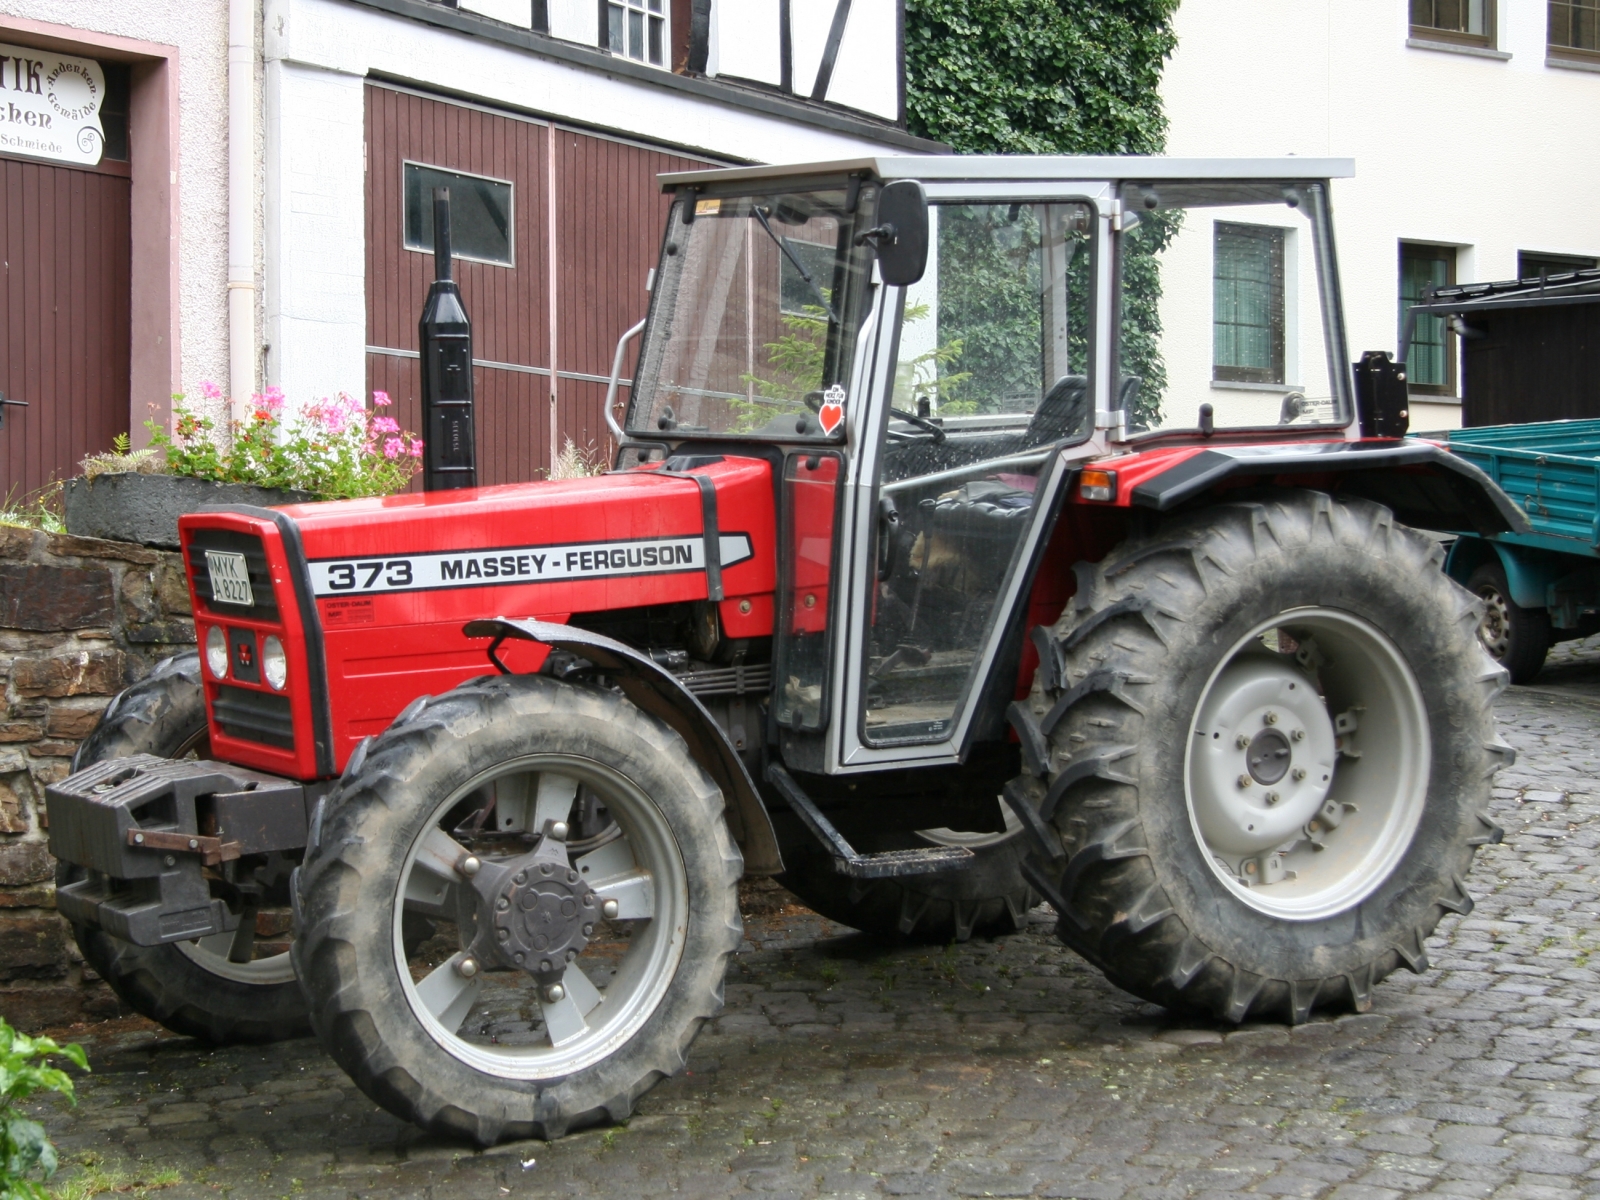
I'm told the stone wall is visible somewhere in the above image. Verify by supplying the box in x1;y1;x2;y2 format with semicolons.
0;525;195;1030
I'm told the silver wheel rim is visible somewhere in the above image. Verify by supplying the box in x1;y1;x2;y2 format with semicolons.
1476;585;1512;660
394;754;688;1080
174;933;297;984
1184;608;1430;921
918;803;1022;849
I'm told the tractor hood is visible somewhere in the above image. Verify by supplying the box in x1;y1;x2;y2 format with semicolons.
177;455;776;778
275;455;775;622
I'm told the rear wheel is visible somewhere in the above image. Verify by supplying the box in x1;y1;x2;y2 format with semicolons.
1014;493;1510;1023
1468;560;1550;684
66;653;310;1044
292;675;742;1144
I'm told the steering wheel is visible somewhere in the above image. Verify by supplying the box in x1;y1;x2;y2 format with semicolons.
887;407;946;444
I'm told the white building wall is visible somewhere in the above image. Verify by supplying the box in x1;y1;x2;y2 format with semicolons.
708;0;782;86
262;0;917;405
0;0;232;409
1160;0;1600;429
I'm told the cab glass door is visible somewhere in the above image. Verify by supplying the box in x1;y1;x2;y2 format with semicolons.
859;201;1095;746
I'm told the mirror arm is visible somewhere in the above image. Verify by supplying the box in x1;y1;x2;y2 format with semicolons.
604;318;648;444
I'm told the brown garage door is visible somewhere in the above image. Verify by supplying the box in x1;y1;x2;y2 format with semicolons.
0;154;130;502
364;82;714;486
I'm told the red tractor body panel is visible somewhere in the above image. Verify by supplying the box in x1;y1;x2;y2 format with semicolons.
179;457;777;779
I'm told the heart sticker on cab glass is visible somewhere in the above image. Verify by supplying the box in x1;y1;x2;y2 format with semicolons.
818;383;846;435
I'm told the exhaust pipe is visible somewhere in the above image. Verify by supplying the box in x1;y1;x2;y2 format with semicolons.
418;186;477;491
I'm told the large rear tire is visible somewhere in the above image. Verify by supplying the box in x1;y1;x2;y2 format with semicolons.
1013;492;1511;1023
292;675;743;1144
65;653;311;1044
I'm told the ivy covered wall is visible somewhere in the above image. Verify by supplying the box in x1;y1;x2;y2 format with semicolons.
903;0;1181;427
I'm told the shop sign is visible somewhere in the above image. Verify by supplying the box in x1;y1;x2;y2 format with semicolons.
0;43;105;167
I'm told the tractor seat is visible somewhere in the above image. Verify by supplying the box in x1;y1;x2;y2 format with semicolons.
1022;374;1087;448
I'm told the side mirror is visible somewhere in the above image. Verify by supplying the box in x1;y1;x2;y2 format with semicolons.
1352;350;1410;439
858;180;928;287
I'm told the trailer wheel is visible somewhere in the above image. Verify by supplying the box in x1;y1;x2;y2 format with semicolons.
1017;492;1510;1023
65;653;311;1044
1467;560;1550;684
777;818;1036;942
291;674;742;1145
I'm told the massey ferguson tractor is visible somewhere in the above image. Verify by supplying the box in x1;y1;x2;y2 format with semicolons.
47;156;1524;1144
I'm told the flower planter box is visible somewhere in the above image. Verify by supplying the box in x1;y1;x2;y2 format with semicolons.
63;473;314;550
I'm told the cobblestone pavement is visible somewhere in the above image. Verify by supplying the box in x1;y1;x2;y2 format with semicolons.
31;682;1600;1200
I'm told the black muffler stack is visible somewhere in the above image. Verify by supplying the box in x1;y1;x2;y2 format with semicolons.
418;186;478;491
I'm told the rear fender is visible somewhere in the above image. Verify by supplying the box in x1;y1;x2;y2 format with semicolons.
463;618;782;875
1124;439;1530;537
1447;536;1600;627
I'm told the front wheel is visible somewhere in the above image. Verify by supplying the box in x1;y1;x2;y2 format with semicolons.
292;675;743;1144
67;653;309;1044
777;813;1037;942
1016;492;1510;1023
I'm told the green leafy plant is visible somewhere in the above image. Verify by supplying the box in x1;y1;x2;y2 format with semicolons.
905;0;1181;428
79;433;162;483
145;383;423;501
0;485;65;535
0;1018;87;1200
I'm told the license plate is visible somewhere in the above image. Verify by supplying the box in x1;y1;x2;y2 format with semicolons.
205;551;254;607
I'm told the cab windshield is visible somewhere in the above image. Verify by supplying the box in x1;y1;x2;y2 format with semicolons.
627;185;878;440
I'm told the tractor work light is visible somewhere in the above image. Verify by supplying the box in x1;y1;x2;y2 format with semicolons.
1079;469;1117;502
205;626;229;679
262;635;289;691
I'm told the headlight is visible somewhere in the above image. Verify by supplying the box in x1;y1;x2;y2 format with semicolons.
262;635;288;691
205;626;229;679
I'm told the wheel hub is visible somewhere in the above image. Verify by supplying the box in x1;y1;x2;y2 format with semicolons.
1245;727;1292;785
1189;654;1338;858
463;829;598;983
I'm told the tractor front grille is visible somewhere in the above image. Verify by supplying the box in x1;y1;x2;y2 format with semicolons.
187;530;279;621
212;685;295;750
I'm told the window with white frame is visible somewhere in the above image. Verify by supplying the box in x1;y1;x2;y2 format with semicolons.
604;0;667;68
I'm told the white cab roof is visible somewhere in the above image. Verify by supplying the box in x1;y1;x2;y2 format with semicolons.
658;155;1355;189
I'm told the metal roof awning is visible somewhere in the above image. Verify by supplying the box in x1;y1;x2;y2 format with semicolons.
1409;268;1600;317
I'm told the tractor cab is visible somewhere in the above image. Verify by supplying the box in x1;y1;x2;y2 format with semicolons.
621;158;1361;776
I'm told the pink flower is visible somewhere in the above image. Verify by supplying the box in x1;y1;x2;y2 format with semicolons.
409;440;423;457
262;387;286;412
199;381;222;401
384;437;403;459
372;416;400;434
373;390;391;407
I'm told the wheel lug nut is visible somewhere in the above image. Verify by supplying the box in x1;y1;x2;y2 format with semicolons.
1292;767;1307;781
1264;791;1280;806
1263;711;1279;725
1291;728;1305;742
456;956;479;978
602;899;620;920
583;924;594;937
549;821;569;842
459;855;482;877
496;897;509;910
1235;734;1251;749
543;983;565;1003
1237;774;1252;789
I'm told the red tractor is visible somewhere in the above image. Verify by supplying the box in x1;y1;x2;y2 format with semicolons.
48;156;1522;1143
